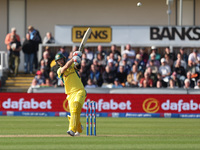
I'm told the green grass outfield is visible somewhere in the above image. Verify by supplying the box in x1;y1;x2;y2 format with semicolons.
0;117;200;150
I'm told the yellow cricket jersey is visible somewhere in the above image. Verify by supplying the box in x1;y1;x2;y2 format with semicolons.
57;63;84;94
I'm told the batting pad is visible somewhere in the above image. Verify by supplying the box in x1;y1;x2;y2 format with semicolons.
69;102;82;133
67;115;83;133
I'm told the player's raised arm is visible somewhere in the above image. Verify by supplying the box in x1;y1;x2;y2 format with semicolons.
60;59;74;74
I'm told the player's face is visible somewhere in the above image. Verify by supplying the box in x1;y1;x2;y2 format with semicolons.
57;58;65;67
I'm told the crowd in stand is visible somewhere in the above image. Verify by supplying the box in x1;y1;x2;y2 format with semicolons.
32;44;200;90
4;27;200;89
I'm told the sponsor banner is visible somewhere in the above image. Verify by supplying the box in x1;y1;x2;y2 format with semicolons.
126;113;160;118
86;94;200;114
55;25;200;46
72;27;112;43
1;93;200;114
1;111;200;118
0;93;66;112
179;114;200;118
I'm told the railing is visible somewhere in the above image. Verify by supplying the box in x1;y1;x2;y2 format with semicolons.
0;51;8;77
27;87;200;94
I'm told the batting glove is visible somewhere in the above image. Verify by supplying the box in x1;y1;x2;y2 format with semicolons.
73;56;81;65
73;51;82;57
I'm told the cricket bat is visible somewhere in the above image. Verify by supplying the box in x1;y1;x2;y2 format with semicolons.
78;28;92;52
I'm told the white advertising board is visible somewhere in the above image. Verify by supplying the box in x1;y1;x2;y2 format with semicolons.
55;25;200;47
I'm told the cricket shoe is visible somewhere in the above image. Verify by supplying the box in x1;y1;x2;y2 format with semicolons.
74;125;84;136
67;130;75;136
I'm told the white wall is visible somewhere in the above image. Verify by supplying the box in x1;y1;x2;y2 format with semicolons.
177;0;194;25
9;0;25;71
0;0;7;51
0;0;200;72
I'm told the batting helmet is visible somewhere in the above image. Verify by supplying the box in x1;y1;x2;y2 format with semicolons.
55;53;65;61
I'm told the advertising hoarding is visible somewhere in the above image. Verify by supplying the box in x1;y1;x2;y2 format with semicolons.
1;93;200;116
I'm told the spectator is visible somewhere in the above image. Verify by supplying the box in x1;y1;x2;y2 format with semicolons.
43;32;55;44
107;44;121;63
188;49;200;76
112;78;123;88
126;64;142;87
194;79;200;89
57;46;69;59
49;71;58;87
133;59;139;71
164;47;176;61
155;72;167;87
107;59;117;73
107;53;119;69
119;58;131;75
89;64;103;87
92;58;100;71
188;49;199;66
44;46;54;62
156;80;163;88
84;47;94;61
164;53;173;70
148;59;159;74
41;78;52;87
68;51;73;60
170;72;182;88
40;67;47;78
82;53;92;69
146;53;160;69
79;59;90;86
159;58;171;84
97;53;106;66
102;65;116;85
186;71;195;88
145;67;157;87
173;59;186;85
8;35;22;76
31;78;40;88
95;45;107;60
97;53;106;73
139;72;153;87
22;33;35;74
34;70;45;85
116;65;127;86
5;28;21;74
120;53;132;69
141;79;149;88
149;46;161;61
173;52;187;70
196;56;200;78
28;26;42;70
135;54;146;73
72;46;78;53
184;79;191;89
39;51;51;78
138;47;149;65
122;44;135;64
168;78;178;89
5;27;21;51
179;47;188;65
85;78;97;88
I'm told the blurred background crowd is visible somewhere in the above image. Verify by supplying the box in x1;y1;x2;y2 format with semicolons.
5;27;200;89
32;43;200;90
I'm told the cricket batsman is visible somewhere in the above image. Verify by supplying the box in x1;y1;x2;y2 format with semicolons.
55;51;86;136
